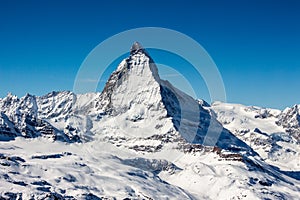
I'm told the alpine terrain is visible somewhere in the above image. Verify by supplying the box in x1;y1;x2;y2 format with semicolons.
0;42;299;199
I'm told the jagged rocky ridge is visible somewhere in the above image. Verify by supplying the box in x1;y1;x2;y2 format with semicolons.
0;93;80;142
277;105;300;142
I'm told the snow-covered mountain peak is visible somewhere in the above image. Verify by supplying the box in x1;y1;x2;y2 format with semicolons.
276;104;300;142
97;43;161;116
1;44;300;199
281;104;300;119
278;105;300;128
130;41;146;55
90;44;255;156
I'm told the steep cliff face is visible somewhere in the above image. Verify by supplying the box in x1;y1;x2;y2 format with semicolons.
276;105;300;142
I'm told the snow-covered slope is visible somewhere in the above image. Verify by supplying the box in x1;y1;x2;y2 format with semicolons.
0;137;299;199
211;102;300;171
0;42;299;199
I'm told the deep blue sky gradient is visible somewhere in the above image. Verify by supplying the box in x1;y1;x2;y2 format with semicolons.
0;0;299;109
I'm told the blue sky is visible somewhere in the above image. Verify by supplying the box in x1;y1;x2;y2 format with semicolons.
0;0;299;109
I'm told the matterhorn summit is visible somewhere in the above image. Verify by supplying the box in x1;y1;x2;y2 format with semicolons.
91;42;251;153
98;41;162;116
0;43;299;199
130;41;146;54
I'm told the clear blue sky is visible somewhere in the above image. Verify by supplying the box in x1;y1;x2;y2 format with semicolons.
0;0;299;109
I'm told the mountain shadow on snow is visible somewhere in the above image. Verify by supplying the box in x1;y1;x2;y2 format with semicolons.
160;81;255;154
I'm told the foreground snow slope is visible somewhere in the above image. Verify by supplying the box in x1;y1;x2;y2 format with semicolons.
0;138;299;199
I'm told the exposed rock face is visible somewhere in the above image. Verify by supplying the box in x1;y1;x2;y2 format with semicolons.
276;105;300;142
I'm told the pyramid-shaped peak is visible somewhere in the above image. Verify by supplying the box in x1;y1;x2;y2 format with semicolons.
130;41;144;55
